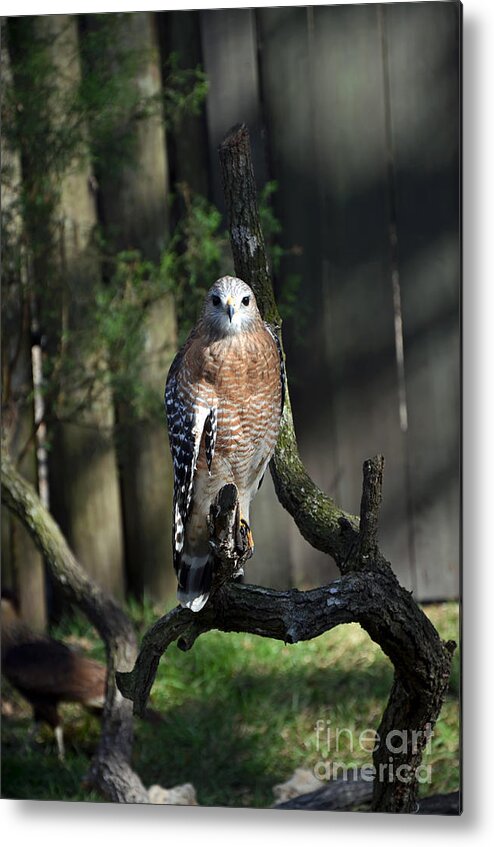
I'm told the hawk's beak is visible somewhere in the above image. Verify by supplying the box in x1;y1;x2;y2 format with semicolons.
226;299;235;322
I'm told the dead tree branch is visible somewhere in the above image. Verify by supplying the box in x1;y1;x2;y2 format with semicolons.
116;123;456;815
1;452;148;803
358;454;384;565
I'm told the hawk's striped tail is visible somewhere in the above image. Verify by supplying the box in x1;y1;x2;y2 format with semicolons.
177;553;213;613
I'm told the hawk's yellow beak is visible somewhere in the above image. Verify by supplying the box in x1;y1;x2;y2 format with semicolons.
226;295;235;322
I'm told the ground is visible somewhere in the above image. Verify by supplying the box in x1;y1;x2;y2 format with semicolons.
1;601;460;807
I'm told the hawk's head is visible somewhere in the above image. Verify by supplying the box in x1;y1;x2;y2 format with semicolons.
203;276;260;337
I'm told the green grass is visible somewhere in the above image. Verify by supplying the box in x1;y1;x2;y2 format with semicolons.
1;602;460;807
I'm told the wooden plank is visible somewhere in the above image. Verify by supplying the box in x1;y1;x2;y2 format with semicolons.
273;3;414;590
200;8;266;211
385;1;461;600
256;5;324;371
158;10;211;199
257;5;340;589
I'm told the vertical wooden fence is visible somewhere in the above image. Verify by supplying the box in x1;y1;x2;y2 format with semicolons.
192;2;461;601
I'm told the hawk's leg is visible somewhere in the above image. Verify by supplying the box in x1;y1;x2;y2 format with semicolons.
208;486;253;585
238;517;254;559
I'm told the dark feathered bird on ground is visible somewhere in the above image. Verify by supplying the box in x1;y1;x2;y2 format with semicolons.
1;594;106;760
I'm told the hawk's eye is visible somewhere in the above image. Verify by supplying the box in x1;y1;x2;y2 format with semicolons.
242;296;250;306
212;294;221;307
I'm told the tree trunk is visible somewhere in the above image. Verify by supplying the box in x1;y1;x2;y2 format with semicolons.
18;15;126;600
87;11;177;603
1;30;47;630
40;15;125;598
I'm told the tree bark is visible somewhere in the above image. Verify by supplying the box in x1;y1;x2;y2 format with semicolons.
116;124;456;815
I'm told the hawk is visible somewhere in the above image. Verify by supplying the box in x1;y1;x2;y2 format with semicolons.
165;276;285;612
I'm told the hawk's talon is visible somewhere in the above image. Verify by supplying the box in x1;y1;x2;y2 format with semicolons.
239;517;254;557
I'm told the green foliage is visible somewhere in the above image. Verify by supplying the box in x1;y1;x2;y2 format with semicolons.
166;185;232;344
164;52;209;130
94;250;173;422
78;16;208;177
87;180;296;416
47;187;230;425
258;181;306;334
2;18;84;269
12;179;294;430
77;14;149;177
1;601;460;806
1;14;210;433
38;187;226;425
2;11;208;277
259;181;283;271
